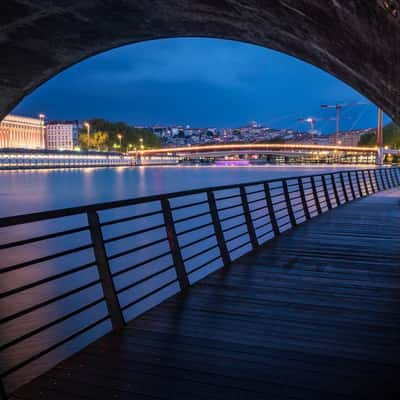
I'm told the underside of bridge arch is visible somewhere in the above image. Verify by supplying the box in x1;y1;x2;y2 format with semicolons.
1;0;400;122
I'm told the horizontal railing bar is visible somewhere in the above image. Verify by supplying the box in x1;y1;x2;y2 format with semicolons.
116;265;175;295
225;230;249;244
252;214;269;224
173;210;211;224
222;221;247;234
183;243;219;263
1;261;97;298
219;211;245;223
217;203;243;212
103;223;166;244
276;214;290;222
100;210;162;227
0;168;390;227
112;250;172;278
179;232;216;250
243;188;264;196
0;279;101;325
229;240;251;254
273;206;289;214
246;196;266;205
249;204;268;214
170;199;208;211
0;243;93;274
177;221;214;236
0;315;109;378
107;237;167;261
0;225;89;250
257;229;274;241
0;297;105;352
121;278;178;311
187;255;222;275
254;221;273;231
279;221;291;229
214;193;241;202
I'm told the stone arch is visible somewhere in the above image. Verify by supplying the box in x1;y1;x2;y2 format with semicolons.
1;1;399;122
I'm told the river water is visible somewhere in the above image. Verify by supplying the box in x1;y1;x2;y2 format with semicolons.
0;165;368;217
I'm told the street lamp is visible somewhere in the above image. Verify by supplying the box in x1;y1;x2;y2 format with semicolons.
139;137;144;150
117;133;123;152
84;122;90;150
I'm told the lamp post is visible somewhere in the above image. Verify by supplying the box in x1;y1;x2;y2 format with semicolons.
38;113;46;149
117;133;123;152
84;122;90;150
139;137;144;150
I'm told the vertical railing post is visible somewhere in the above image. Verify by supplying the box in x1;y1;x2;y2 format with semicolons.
379;169;387;190
330;174;341;206
87;210;125;330
311;176;322;214
374;169;382;191
207;191;231;267
339;173;349;202
298;177;311;220
161;198;190;291
362;171;370;195
395;168;400;186
347;171;356;199
367;170;376;193
390;167;399;186
240;186;259;249
384;168;392;188
321;175;332;209
263;183;280;236
355;171;363;197
282;180;297;227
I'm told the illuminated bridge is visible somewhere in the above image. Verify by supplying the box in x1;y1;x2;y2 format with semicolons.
133;144;384;164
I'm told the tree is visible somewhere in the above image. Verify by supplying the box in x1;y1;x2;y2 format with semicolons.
359;122;400;148
92;131;109;151
84;118;162;151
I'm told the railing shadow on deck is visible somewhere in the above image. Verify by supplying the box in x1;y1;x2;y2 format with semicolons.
0;166;399;397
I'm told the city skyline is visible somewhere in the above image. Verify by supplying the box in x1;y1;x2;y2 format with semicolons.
13;38;390;134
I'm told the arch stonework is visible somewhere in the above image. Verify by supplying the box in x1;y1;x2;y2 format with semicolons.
1;0;399;122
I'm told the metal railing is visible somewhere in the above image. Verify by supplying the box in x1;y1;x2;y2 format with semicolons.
0;167;399;397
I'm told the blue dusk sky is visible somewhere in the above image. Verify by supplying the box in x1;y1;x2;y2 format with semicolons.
14;38;388;133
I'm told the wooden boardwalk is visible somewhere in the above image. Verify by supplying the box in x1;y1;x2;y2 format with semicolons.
11;188;400;399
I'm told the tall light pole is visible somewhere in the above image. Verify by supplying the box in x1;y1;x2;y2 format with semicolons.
298;117;316;143
38;113;46;149
321;104;342;145
117;133;123;152
139;137;144;150
84;122;90;150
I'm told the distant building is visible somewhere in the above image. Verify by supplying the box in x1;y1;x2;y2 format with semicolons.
0;114;45;149
328;129;375;146
46;121;79;150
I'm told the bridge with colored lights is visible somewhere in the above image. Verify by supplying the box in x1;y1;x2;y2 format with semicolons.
130;144;395;165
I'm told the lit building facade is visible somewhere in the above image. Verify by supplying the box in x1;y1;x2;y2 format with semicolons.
46;121;79;150
0;114;45;149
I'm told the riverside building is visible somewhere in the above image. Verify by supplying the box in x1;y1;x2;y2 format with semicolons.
0;114;46;149
46;121;79;150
